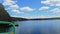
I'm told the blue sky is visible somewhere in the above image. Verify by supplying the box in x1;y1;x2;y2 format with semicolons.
1;0;60;18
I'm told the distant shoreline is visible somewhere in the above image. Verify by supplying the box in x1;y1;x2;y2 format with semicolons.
11;17;60;21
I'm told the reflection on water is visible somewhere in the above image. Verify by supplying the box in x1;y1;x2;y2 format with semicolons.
16;20;60;34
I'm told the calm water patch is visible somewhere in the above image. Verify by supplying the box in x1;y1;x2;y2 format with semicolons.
16;20;60;34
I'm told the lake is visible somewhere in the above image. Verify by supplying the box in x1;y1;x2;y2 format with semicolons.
16;20;60;34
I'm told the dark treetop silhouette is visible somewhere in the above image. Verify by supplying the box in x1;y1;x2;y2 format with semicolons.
0;3;11;22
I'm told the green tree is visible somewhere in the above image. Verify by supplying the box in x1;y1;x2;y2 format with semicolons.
0;3;11;21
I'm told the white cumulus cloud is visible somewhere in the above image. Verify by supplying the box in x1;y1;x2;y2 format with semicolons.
39;6;49;10
12;10;21;14
3;0;16;6
20;7;35;11
3;0;21;14
41;0;60;6
50;8;60;13
10;4;19;10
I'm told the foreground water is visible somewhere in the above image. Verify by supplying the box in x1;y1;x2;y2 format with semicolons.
16;20;60;34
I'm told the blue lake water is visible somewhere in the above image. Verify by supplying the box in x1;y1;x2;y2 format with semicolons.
16;20;60;34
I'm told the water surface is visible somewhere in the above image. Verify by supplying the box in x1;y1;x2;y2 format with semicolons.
16;20;60;34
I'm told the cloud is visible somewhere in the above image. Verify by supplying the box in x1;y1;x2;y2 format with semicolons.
28;16;48;19
10;4;19;10
11;14;48;18
12;10;21;14
3;0;21;14
41;0;60;6
3;0;34;14
50;8;60;13
39;6;49;10
3;0;16;6
11;15;60;19
20;7;35;11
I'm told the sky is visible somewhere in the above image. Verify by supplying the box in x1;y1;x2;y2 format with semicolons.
0;0;60;18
